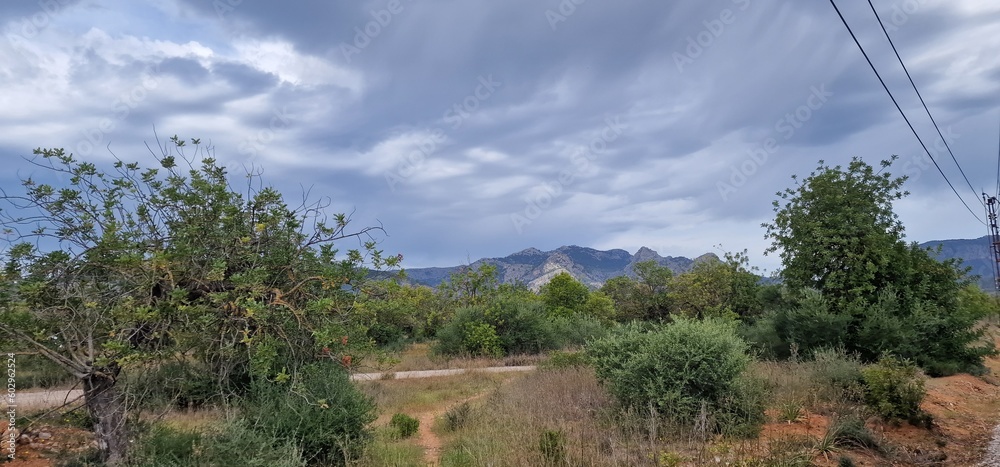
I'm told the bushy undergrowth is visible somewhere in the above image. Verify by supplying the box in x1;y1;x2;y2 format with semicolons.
586;319;765;436
861;356;927;423
742;287;995;376
390;413;420;439
241;363;376;465
128;421;307;467
434;296;606;357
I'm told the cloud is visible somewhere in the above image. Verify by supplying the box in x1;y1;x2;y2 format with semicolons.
0;0;998;270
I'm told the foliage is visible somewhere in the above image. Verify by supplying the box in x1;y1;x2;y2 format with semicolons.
761;157;995;374
434;292;604;357
462;321;503;358
539;272;590;317
390;413;420;439
538;429;567;465
668;251;762;320
763;157;908;308
128;422;306;467
240;359;376;464
0;142;397;462
600;260;673;320
587;319;763;434
438;263;499;307
442;402;472;432
580;290;616;321
860;356;926;423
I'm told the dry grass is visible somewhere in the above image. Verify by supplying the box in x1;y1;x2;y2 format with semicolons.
358;371;519;429
436;367;778;466
378;342;546;372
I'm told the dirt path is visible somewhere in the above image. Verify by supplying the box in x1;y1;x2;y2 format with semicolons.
413;391;491;466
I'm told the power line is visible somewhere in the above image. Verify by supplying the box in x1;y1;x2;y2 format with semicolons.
827;0;985;226
866;0;983;208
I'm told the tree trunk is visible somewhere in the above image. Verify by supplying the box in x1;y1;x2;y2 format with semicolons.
83;370;128;465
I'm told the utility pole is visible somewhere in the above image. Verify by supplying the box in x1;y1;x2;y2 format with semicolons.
983;193;1000;292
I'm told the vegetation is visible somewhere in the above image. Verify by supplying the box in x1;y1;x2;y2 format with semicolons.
587;319;766;436
3;145;997;465
759;157;995;374
0;140;396;463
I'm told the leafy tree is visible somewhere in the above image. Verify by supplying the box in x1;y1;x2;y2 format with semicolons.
599;276;646;320
539;272;589;317
668;252;763;320
580;290;616;321
0;140;396;463
439;263;499;307
761;157;994;374
600;260;673;320
763;157;907;310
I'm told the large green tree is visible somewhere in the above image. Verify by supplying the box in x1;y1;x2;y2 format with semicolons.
539;271;590;317
0;139;396;463
761;157;994;374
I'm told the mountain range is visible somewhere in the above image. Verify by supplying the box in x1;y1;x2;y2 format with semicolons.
401;245;719;290
399;236;999;291
920;235;997;290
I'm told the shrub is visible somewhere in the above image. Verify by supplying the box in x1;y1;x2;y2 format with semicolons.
434;297;562;357
463;321;503;358
810;348;865;403
242;363;376;465
822;415;881;451
128;422;306;467
442;402;472;432
587;319;763;434
389;413;420;439
861;356;926;423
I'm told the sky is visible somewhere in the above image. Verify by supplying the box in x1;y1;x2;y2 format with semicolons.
1;0;999;274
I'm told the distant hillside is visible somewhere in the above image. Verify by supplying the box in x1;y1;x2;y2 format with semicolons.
402;245;719;290
919;235;996;290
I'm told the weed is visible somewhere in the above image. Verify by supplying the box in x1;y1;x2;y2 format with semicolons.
390;413;420;439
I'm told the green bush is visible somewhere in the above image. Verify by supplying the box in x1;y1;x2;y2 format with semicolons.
242;363;376;465
861;356;926;423
389;413;420;439
128;422;307;467
586;319;763;434
462;321;503;358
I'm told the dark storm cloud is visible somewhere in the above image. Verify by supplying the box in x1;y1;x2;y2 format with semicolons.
1;0;998;269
